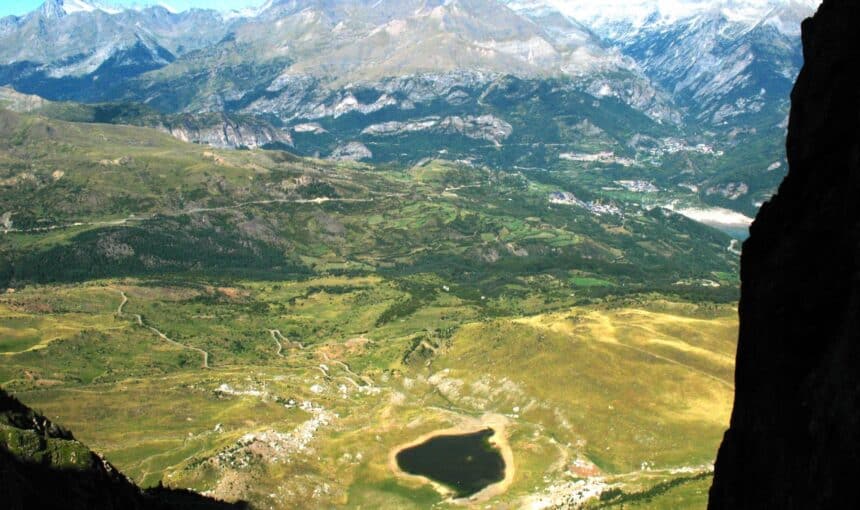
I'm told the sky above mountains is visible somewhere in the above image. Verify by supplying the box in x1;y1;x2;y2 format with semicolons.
0;0;260;17
1;0;822;19
542;0;820;24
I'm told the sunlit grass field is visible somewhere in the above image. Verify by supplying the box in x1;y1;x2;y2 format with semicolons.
0;111;744;507
1;278;735;508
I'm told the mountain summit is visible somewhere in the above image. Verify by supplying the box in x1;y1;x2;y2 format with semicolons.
37;0;114;18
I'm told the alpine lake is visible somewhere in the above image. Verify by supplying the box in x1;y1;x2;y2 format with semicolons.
394;428;506;499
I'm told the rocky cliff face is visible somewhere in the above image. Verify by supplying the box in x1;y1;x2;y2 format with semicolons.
158;114;293;150
709;1;860;508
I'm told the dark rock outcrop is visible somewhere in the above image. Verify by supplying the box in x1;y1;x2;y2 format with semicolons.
709;1;860;508
0;388;245;510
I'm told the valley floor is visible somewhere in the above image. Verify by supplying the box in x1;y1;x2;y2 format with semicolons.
0;278;735;509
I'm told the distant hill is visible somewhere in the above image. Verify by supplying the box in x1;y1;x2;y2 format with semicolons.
0;108;738;298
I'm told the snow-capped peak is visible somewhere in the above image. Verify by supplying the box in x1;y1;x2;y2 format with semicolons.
39;0;121;18
256;0;276;12
535;0;820;35
61;0;97;14
222;0;276;20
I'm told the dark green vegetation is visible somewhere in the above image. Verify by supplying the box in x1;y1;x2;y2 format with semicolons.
395;429;505;498
0;109;739;301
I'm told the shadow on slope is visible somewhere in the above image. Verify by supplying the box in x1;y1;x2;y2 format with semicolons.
0;388;246;510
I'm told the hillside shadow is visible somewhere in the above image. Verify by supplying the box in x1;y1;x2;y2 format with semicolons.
1;388;247;510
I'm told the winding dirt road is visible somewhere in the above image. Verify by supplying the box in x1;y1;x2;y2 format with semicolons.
320;352;374;387
267;329;285;357
117;290;209;369
268;329;304;352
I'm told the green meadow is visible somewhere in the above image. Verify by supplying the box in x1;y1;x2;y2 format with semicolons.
0;110;739;508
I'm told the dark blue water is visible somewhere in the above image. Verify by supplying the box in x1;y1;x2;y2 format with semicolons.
395;428;505;498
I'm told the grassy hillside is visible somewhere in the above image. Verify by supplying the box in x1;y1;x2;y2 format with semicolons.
0;110;738;297
0;110;737;508
1;280;734;508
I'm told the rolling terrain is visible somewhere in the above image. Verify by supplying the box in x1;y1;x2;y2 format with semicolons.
0;0;818;507
0;109;739;508
1;280;737;508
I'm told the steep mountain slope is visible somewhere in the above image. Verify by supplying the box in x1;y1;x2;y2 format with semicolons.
133;0;675;127
0;0;230;63
608;3;812;127
254;0;614;80
0;0;678;163
493;0;818;216
0;0;647;102
502;0;817;127
0;0;813;132
710;0;860;507
608;3;812;214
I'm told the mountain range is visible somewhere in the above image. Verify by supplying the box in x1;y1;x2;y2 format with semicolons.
0;0;820;215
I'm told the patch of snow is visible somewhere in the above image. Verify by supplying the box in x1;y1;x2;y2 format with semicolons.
62;0;98;14
595;83;614;97
539;0;820;35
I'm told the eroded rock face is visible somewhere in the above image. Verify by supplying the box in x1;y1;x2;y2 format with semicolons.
361;115;513;145
328;141;373;162
158;115;292;150
709;1;860;508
